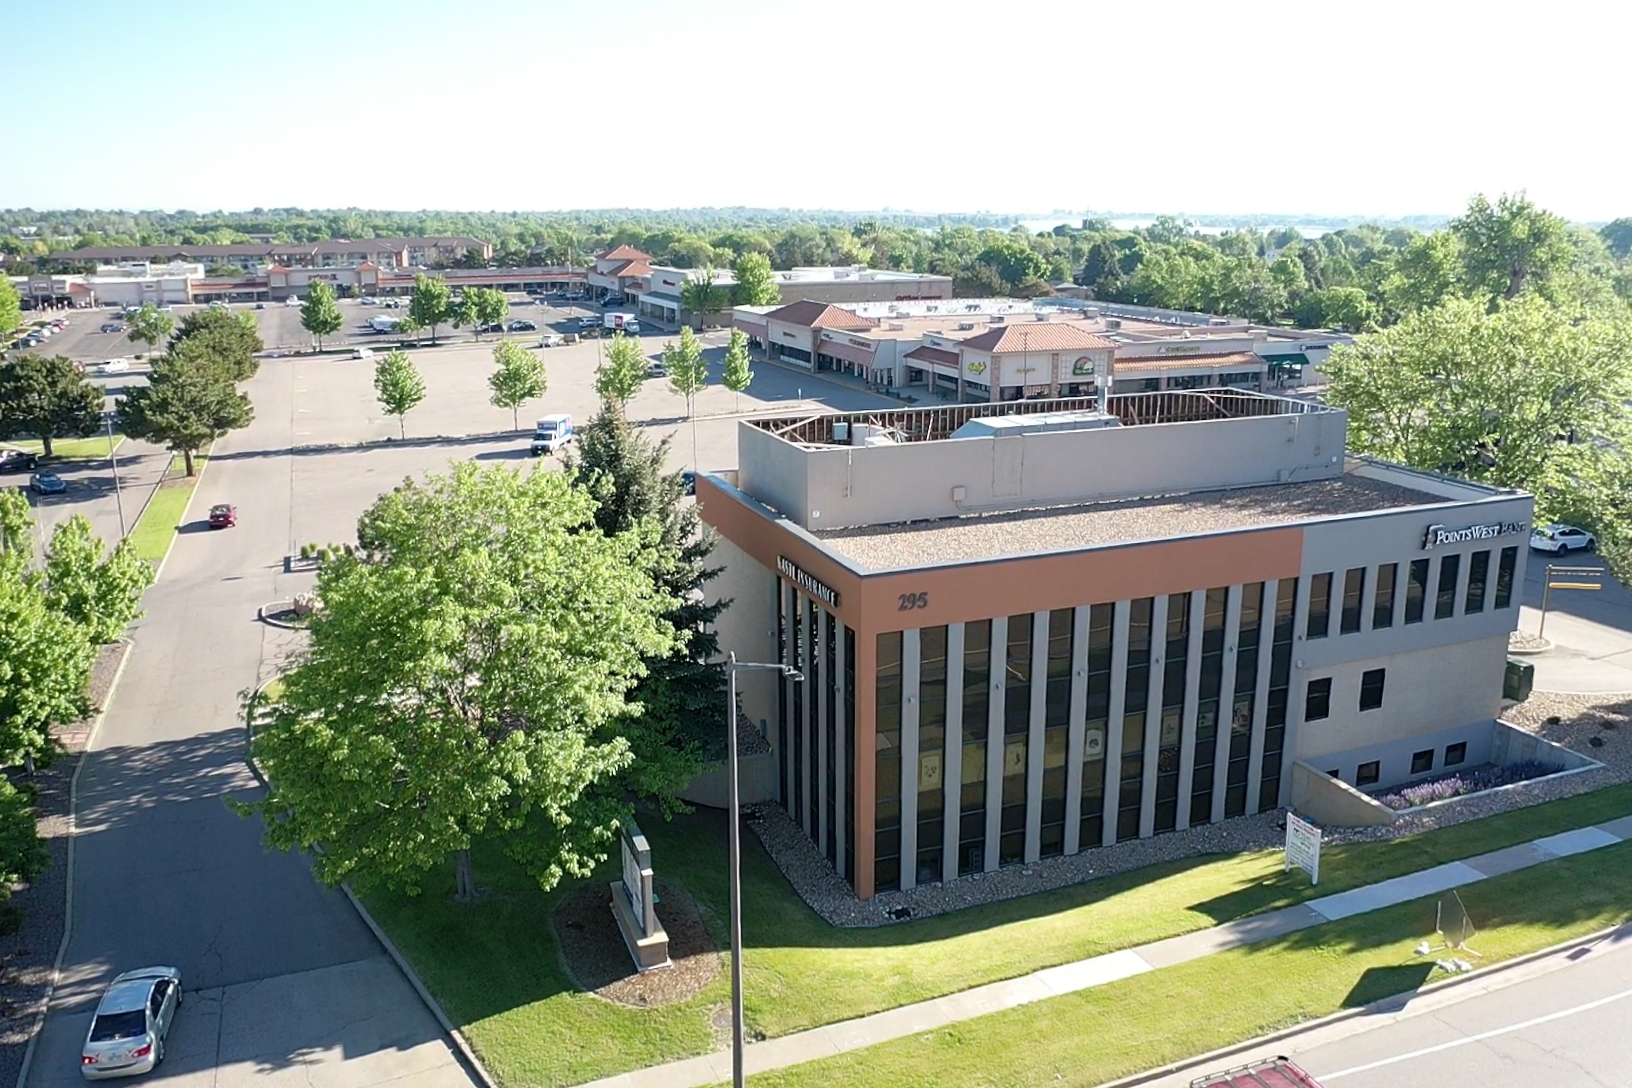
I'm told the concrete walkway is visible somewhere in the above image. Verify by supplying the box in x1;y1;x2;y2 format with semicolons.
575;814;1632;1088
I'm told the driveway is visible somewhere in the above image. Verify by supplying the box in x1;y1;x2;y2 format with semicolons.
24;359;474;1088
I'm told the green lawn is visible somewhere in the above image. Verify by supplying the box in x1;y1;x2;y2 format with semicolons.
361;781;1632;1088
10;433;125;459
750;838;1632;1088
128;455;207;564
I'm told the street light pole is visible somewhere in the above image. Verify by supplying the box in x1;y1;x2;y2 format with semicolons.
725;652;801;1088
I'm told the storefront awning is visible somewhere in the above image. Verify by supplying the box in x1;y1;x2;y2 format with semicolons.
815;338;875;366
735;317;768;338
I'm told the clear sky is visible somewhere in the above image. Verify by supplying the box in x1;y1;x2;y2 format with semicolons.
3;0;1626;221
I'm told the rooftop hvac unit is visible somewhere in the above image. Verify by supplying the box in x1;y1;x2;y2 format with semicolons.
1034;313;1049;321
990;315;1005;323
1105;318;1121;329
957;322;975;330
888;322;906;330
831;421;850;442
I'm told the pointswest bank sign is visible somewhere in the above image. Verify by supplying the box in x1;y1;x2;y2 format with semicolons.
1422;520;1528;550
778;556;841;608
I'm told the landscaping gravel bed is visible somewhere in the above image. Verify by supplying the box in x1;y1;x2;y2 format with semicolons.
750;689;1632;928
0;640;130;1086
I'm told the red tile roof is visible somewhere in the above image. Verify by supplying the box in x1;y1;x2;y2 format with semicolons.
764;300;878;330
610;259;652;277
958;323;1119;354
600;245;652;261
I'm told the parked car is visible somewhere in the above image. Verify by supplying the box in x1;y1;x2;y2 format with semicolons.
507;320;536;332
1530;524;1596;553
577;316;598;330
99;322;125;333
0;450;38;473
208;504;237;529
80;966;181;1079
30;471;66;495
477;322;505;334
284;296;301;306
353;347;375;360
96;359;131;374
539;333;564;348
646;361;668;378
359;296;378;306
254;302;265;309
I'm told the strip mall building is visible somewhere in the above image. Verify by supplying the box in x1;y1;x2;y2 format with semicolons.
699;392;1534;899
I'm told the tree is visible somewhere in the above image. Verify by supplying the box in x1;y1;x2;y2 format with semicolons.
488;340;547;432
1324;296;1632;511
392;311;424;343
595;331;647;407
473;287;509;336
664;327;709;419
169;307;263;381
974;238;1048;291
1600;218;1632;262
408;274;453;345
454;292;481;339
300;281;343;351
568;406;724;806
374;349;426;439
1450;192;1573;304
0;355;103;458
243;463;677;899
720;328;754;411
118;349;253;477
0;530;95;767
681;266;727;330
0;276;20;339
0;777;49;905
43;516;154;645
731;252;781;307
1381;232;1463;318
125;305;174;359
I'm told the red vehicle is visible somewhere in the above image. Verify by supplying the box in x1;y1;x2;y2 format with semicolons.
1191;1057;1325;1087
208;504;237;529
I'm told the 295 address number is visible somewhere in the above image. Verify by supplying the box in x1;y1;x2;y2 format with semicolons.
898;592;929;611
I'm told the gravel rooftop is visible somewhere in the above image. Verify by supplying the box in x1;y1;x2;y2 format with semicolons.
751;688;1632;928
814;474;1446;571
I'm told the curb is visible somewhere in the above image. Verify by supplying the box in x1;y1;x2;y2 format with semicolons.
14;638;136;1088
340;885;501;1088
237;685;496;1088
257;601;304;630
1098;919;1632;1088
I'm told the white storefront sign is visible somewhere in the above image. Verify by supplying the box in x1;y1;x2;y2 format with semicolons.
1284;811;1322;885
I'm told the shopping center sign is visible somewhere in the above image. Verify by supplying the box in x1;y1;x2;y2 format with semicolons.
1422;520;1527;550
778;556;841;608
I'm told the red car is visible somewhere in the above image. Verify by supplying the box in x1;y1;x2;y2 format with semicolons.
208;504;237;529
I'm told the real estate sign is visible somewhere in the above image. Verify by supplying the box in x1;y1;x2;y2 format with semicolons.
1284;811;1322;885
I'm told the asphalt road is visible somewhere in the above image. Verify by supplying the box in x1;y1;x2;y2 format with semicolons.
25;358;475;1088
1135;924;1632;1088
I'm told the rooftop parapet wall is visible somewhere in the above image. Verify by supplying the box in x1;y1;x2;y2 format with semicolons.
738;392;1349;531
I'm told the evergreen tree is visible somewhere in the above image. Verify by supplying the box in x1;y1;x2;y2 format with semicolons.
568;405;726;809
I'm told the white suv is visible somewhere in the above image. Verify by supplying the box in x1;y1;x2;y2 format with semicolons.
1530;524;1596;553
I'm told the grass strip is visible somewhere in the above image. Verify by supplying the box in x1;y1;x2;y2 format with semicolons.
128;455;207;563
747;838;1632;1088
11;433;125;459
361;781;1632;1088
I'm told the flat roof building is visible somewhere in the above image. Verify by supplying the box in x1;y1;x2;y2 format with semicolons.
699;392;1533;898
629;263;955;328
47;236;493;271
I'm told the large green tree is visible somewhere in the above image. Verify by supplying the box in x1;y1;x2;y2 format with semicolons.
1324;295;1632;506
118;347;253;476
300;281;344;351
0;276;20;338
0;355;103;457
244;463;677;899
125;305;174;359
681;266;728;330
1449;192;1573;304
169;307;263;380
721;327;754;411
595;331;647;407
664;326;708;419
474;287;509;335
373;349;426;439
488;340;546;431
43;516;154;645
409;274;453;345
731;252;781;307
569;406;724;803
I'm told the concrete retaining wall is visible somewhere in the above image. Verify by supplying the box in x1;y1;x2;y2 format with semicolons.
679;751;778;808
1290;760;1397;827
1490;718;1601;771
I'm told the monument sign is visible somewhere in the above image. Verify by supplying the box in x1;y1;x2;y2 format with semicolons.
611;819;671;971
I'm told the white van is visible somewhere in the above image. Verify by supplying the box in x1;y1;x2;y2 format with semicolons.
353;347;375;360
529;413;574;456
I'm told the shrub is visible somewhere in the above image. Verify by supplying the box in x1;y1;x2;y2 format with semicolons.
1373;760;1562;811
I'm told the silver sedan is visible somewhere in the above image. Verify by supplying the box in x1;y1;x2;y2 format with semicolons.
80;967;181;1079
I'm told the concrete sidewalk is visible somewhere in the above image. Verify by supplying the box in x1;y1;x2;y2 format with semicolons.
575;813;1632;1088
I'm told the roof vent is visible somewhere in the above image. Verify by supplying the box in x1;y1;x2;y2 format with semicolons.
887;322;906;331
990;315;1005;323
957;322;975;331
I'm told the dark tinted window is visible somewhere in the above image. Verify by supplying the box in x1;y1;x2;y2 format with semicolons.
1411;749;1434;774
89;1011;147;1042
1306;572;1332;639
1356;760;1380;787
1435;555;1460;619
1494;547;1518;609
1465;551;1490;614
1360;667;1386;711
1445;741;1467;766
1304;677;1332;721
1340;568;1365;634
1405;559;1429;623
1373;563;1397;629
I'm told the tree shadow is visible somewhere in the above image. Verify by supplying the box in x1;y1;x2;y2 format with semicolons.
1343;961;1436;1008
